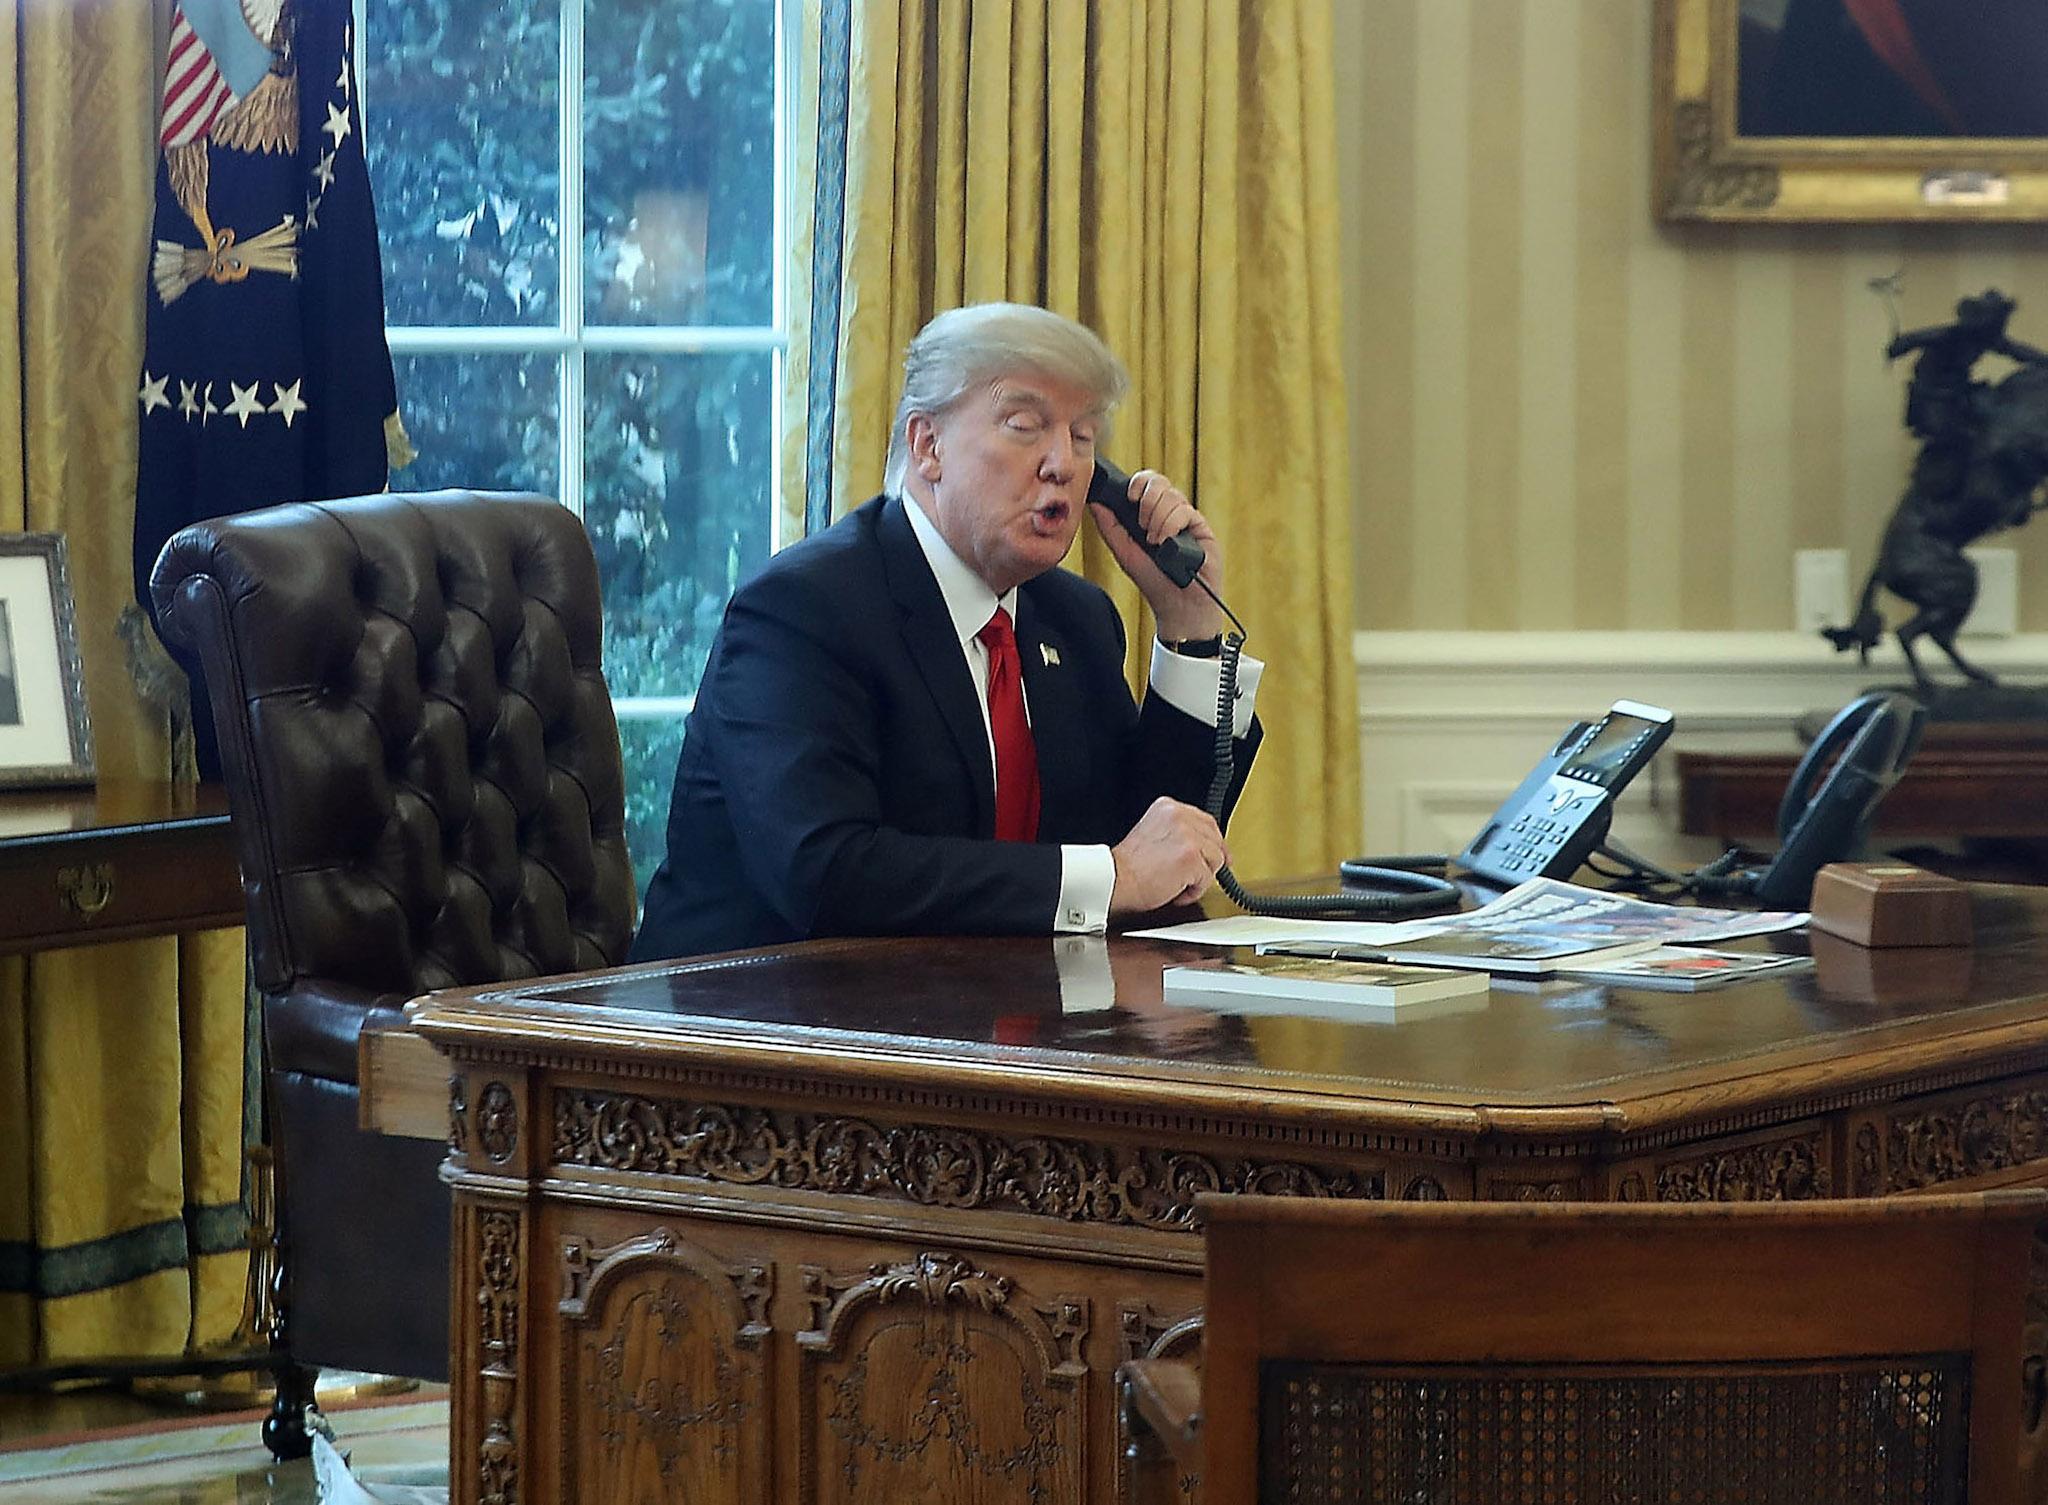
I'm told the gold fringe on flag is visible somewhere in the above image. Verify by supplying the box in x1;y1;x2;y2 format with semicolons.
384;411;417;472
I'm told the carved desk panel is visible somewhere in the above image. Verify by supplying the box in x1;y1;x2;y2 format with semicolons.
400;886;2048;1505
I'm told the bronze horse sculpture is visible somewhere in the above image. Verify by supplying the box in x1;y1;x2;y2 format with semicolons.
1824;291;2048;691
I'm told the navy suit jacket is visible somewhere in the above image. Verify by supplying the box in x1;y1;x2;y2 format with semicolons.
629;495;1260;960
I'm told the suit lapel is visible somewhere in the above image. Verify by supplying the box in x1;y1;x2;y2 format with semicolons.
876;497;996;836
1014;588;1086;837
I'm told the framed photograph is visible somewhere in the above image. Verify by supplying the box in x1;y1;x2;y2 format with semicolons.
0;533;94;787
1655;0;2048;223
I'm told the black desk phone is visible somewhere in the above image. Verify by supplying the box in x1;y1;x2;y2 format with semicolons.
1746;691;1924;908
1458;700;1674;887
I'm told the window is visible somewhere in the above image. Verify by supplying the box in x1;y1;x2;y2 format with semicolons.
359;0;788;896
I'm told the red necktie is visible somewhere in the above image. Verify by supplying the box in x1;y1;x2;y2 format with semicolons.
977;607;1041;842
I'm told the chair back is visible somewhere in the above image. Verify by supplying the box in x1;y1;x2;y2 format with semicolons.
152;490;636;997
1196;1191;2045;1505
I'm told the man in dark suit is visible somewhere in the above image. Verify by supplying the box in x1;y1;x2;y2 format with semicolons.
631;302;1264;960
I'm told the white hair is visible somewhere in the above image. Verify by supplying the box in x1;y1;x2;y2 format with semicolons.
883;303;1129;495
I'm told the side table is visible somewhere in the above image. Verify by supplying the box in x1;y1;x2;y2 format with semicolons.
0;781;268;1390
0;781;240;955
1677;719;2048;880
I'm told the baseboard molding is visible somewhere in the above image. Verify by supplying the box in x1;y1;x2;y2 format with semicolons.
1350;630;2048;864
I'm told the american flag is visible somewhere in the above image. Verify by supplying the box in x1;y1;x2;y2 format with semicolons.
135;0;404;780
160;10;231;148
159;0;280;148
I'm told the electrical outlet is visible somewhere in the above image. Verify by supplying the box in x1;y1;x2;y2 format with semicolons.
1794;549;1849;633
1962;547;2018;637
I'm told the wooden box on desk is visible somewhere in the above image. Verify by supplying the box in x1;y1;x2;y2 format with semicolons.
1809;862;1973;948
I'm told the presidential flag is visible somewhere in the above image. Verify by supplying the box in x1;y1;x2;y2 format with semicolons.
134;0;407;776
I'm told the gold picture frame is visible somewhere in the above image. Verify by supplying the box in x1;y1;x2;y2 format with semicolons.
1655;0;2048;223
0;532;95;788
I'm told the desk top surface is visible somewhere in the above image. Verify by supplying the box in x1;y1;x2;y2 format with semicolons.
409;886;2048;1129
0;781;231;847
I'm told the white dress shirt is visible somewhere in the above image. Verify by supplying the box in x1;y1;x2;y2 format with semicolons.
902;498;1263;932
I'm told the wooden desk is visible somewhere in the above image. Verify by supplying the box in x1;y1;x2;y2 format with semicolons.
386;890;2048;1505
0;782;239;955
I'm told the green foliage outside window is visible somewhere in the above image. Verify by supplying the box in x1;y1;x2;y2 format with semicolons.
365;0;783;897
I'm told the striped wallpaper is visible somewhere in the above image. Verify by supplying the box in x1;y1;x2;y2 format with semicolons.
1333;0;2048;632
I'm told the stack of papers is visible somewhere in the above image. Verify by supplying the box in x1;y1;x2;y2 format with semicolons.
1130;876;1807;952
1133;878;1810;989
1270;929;1662;978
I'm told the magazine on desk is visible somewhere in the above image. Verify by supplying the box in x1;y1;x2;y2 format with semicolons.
1263;931;1662;978
1444;878;1807;945
1551;947;1813;991
1254;878;1809;978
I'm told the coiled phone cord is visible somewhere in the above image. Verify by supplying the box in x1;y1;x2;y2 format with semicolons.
1197;589;1462;919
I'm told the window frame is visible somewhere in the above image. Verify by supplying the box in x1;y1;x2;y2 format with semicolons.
354;0;796;725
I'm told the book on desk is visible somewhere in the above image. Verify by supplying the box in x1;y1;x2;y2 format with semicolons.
1163;955;1491;1021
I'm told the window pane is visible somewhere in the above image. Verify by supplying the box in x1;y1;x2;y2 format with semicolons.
617;714;685;902
583;0;775;327
365;0;560;326
391;352;561;495
585;352;773;698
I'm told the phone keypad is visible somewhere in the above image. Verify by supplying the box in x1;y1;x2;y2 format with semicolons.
1495;800;1590;875
1498;816;1567;872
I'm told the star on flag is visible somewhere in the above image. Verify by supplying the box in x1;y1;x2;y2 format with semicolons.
269;379;307;427
224;381;266;427
139;370;171;414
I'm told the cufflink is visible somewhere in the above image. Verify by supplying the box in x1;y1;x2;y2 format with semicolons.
1041;644;1061;667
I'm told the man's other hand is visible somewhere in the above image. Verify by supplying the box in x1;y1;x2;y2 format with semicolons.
1109;797;1227;915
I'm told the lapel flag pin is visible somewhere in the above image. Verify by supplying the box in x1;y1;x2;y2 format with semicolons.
1040;643;1061;667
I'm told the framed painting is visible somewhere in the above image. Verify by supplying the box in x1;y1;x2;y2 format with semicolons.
1655;0;2048;222
0;533;95;788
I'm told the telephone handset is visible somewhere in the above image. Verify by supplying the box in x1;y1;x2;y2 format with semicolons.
1085;460;1207;587
1748;691;1925;909
1458;700;1674;887
1088;459;1461;917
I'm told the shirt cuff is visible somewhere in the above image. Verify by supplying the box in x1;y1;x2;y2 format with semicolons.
1150;638;1264;737
1056;844;1115;933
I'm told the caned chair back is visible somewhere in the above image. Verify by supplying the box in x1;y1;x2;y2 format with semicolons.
1144;1191;2045;1505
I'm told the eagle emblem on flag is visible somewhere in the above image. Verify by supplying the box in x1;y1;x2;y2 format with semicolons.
153;0;300;303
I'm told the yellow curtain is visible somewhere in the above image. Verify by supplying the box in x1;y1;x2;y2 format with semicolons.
790;0;1358;877
0;0;250;1366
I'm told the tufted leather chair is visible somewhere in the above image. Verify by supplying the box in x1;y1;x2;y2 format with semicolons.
151;490;636;1387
